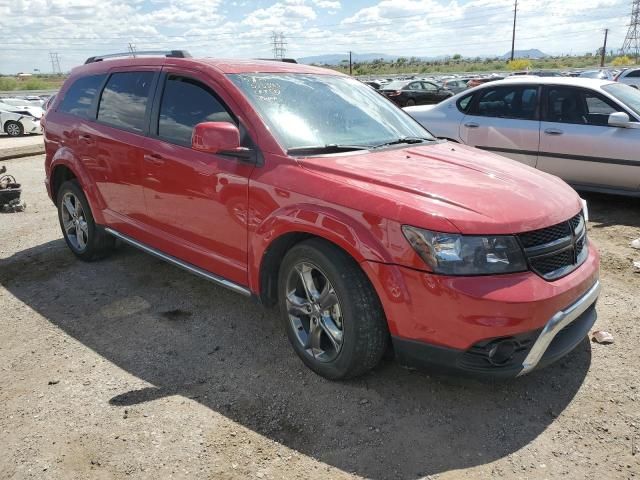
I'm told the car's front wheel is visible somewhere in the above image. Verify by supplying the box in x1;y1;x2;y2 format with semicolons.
57;180;114;261
278;239;388;380
5;121;24;137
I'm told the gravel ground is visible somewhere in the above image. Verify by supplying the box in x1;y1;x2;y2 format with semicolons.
0;134;43;148
1;154;639;480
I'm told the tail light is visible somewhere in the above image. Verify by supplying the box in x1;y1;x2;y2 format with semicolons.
386;90;402;97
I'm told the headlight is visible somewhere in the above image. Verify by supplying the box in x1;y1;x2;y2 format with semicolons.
402;226;527;275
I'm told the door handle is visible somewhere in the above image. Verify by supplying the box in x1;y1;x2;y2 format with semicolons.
79;134;93;143
143;153;165;166
464;122;479;128
544;128;564;136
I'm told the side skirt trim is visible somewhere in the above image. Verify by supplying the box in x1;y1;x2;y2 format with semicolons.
104;227;251;297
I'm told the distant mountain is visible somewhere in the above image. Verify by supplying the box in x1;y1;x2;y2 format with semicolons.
297;53;399;65
297;49;550;65
500;49;549;60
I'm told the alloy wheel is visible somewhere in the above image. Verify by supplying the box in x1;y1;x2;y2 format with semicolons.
61;192;89;252
285;262;344;362
6;123;21;136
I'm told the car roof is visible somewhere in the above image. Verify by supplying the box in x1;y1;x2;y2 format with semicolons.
493;76;615;88
70;56;342;76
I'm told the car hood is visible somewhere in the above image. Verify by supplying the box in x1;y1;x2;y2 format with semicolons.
298;142;582;235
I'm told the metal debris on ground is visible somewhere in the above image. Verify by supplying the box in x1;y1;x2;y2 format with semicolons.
0;165;26;212
592;330;614;344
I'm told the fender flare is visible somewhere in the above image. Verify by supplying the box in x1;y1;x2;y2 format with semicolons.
249;202;395;293
49;147;106;224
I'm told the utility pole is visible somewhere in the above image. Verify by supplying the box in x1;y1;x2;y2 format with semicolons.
600;29;609;67
621;0;640;62
510;0;518;62
49;52;62;75
349;51;352;75
271;32;287;60
128;43;137;58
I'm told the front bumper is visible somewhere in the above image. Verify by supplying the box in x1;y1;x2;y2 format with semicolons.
391;280;599;377
361;242;600;377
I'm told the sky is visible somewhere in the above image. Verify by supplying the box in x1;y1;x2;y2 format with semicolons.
0;0;634;74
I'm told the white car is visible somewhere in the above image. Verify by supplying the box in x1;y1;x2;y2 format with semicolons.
0;104;43;136
405;77;640;197
616;68;640;89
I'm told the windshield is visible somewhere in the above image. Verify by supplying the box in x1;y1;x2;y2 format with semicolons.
602;83;640;118
230;74;432;151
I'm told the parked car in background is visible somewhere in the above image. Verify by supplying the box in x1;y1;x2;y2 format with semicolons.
509;70;564;77
363;80;382;90
405;77;640;197
579;69;614;80
43;51;599;380
0;107;42;136
442;78;470;94
380;79;453;106
466;76;505;88
615;67;640;89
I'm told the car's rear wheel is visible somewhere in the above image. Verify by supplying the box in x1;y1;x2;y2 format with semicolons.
405;99;416;107
57;180;114;261
5;121;23;137
278;239;388;380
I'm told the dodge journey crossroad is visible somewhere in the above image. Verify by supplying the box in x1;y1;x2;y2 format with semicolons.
42;51;600;380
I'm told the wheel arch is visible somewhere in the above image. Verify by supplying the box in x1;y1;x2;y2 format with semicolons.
253;207;392;307
49;149;106;224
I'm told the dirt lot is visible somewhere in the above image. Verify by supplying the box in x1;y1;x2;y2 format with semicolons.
1;154;639;480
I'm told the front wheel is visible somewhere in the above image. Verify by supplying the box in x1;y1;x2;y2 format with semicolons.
57;180;114;261
5;121;23;137
278;239;388;380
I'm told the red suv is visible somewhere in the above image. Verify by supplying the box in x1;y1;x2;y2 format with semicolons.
43;51;600;380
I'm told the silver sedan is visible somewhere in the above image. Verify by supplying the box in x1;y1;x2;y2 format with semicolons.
405;77;640;197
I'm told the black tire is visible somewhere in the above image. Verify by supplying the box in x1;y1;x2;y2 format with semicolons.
5;121;24;137
56;179;114;261
405;99;416;107
278;239;388;380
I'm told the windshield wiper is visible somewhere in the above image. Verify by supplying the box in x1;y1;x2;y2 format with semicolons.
287;144;370;155
371;137;432;149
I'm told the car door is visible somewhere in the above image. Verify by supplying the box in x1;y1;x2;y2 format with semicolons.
90;68;158;233
141;68;255;286
422;81;450;104
459;84;540;167
404;82;423;105
538;85;640;191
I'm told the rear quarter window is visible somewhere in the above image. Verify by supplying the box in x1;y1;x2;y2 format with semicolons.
58;74;106;119
456;93;474;113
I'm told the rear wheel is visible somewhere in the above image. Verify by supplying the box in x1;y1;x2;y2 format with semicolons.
5;121;23;137
405;99;416;107
278;239;388;380
57;180;114;261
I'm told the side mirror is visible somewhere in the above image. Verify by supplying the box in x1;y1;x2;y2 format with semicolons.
608;111;631;127
192;122;242;154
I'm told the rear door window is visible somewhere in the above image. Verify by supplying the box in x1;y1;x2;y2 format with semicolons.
471;86;538;120
97;71;155;133
157;75;234;146
58;74;106;119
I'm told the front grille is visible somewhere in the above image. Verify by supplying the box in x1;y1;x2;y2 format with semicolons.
518;212;588;281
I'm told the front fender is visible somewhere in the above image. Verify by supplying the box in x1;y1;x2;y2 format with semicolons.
50;147;106;224
248;202;397;293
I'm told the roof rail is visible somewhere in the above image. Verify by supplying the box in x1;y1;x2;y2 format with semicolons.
256;58;298;64
85;50;191;64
